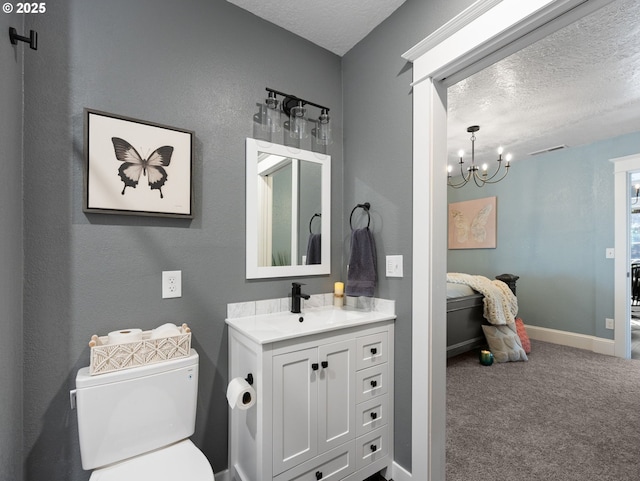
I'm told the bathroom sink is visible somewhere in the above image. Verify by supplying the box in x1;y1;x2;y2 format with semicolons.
226;306;395;344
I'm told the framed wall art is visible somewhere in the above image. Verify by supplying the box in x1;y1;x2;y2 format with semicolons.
448;196;497;249
84;109;194;218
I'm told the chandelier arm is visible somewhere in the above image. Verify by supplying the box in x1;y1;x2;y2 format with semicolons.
481;165;511;184
479;163;504;183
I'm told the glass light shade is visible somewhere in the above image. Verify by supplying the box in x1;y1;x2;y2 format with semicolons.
263;93;281;133
316;109;331;145
289;102;307;139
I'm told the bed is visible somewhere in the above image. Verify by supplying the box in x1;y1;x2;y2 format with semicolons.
446;273;519;357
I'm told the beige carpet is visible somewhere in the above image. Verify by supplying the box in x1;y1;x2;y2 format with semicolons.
447;340;640;480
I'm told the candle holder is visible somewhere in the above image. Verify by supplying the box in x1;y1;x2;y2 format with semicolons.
479;349;494;366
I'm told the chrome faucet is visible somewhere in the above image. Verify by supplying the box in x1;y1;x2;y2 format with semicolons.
291;282;310;314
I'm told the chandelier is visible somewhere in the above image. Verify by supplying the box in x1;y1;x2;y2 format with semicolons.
447;125;512;188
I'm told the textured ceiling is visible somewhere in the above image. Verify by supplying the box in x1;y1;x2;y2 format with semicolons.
226;0;406;56
227;0;639;165
447;0;640;166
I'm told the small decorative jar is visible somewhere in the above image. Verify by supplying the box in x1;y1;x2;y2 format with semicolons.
479;349;494;366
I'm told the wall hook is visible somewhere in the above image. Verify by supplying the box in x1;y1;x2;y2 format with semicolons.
9;27;37;50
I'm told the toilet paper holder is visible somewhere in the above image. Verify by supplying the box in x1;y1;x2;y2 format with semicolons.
245;373;254;385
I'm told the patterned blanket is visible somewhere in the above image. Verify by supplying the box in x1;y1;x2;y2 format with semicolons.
446;273;518;325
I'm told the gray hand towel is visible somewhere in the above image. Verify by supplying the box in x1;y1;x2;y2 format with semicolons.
346;227;377;297
306;233;322;265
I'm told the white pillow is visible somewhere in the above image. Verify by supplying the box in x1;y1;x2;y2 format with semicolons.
481;324;528;362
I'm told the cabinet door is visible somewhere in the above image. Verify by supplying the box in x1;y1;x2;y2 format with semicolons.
317;339;355;454
273;348;319;475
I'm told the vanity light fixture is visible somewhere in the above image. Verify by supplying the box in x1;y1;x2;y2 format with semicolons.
262;90;281;133
264;88;331;144
448;125;512;188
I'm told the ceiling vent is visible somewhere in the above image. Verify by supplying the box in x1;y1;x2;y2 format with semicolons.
528;145;568;156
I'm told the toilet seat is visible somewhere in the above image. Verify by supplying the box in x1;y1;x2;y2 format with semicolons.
89;439;214;481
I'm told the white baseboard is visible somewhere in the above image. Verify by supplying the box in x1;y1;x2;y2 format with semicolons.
215;468;230;481
391;460;412;481
526;325;615;356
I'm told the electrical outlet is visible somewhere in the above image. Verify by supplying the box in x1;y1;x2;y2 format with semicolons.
605;318;614;330
162;270;182;299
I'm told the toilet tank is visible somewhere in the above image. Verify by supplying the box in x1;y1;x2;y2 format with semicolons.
75;349;199;470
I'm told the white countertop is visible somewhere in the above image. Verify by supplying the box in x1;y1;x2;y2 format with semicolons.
225;306;396;344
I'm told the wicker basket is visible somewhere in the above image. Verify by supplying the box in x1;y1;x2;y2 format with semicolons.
89;323;192;375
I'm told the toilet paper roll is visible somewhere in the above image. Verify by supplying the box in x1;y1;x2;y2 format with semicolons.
107;328;143;345
151;323;181;339
226;377;256;410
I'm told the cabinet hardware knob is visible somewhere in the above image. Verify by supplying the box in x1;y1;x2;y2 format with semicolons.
312;363;319;371
370;347;377;355
321;361;328;368
370;412;378;419
370;380;377;388
315;471;323;479
370;444;377;452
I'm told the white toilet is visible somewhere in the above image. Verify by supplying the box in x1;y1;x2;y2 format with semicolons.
73;349;214;481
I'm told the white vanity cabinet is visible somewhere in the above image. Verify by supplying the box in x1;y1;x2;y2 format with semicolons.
227;308;394;481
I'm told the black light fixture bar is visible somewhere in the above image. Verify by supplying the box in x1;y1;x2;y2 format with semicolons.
265;88;329;114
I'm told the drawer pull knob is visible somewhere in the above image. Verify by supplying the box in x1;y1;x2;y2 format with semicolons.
312;363;319;371
370;444;377;452
321;361;328;368
370;380;377;388
370;347;377;355
315;471;323;480
370;412;378;420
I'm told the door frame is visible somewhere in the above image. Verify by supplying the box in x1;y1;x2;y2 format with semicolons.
612;153;640;358
402;0;617;479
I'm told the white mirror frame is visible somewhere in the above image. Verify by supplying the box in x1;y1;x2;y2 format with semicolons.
246;138;331;279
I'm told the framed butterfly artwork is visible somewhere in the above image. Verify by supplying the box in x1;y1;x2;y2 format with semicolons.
83;109;194;218
448;196;497;249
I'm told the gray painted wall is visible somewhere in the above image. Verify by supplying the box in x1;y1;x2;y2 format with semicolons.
1;11;24;481
448;132;640;339
341;0;476;470
22;1;342;479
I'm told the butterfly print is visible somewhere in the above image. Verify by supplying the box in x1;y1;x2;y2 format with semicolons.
451;203;493;243
111;137;173;198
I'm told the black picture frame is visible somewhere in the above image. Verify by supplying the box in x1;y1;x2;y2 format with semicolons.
84;108;194;218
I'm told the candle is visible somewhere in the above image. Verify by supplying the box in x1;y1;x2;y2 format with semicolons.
479;349;494;366
334;282;344;307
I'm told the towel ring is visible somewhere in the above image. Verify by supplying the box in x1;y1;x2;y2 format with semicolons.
309;213;321;234
349;202;371;230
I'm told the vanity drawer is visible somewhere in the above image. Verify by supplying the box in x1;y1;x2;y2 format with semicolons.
356;332;387;370
355;425;388;471
355;394;388;437
355;364;388;404
274;442;355;481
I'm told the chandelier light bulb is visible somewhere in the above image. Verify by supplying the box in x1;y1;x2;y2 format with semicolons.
497;146;504;155
482;163;488;171
448;165;453;173
506;153;513;163
458;149;465;159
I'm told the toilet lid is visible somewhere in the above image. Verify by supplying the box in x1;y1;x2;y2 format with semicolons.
90;439;214;481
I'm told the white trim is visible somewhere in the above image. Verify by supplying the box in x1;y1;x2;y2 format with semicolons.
391;460;412;481
405;0;619;478
611;153;640;358
215;468;230;481
526;325;616;357
402;0;503;62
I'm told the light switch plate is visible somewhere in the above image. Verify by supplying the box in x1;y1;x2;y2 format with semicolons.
605;248;614;259
386;255;403;278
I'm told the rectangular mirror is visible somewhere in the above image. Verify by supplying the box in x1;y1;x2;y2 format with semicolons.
246;138;331;278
